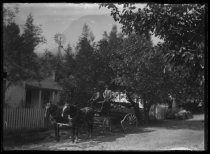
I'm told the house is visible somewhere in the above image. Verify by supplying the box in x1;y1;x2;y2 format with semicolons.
4;76;63;108
4;75;63;130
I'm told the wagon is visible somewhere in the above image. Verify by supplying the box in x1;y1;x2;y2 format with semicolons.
93;100;138;133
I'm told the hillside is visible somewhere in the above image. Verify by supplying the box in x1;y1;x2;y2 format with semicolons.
49;14;121;55
63;14;121;46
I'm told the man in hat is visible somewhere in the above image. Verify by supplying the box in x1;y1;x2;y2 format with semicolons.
89;87;100;108
103;85;112;101
101;85;112;116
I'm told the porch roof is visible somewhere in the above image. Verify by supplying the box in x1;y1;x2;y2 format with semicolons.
25;78;62;91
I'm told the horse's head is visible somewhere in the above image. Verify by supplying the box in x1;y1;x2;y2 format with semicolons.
62;104;78;119
61;103;69;118
44;102;55;118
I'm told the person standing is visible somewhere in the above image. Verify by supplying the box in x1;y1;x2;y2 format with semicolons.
101;85;112;116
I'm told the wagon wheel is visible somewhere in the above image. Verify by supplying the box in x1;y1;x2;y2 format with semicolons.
102;117;111;133
121;113;137;133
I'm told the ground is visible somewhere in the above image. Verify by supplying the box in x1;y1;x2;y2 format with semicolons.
3;114;205;151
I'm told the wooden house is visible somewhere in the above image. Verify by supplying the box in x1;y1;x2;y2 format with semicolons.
5;77;62;108
4;76;63;130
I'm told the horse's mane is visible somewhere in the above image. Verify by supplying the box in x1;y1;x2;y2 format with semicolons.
50;103;69;123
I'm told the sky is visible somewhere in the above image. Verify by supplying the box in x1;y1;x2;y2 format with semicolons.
4;3;162;54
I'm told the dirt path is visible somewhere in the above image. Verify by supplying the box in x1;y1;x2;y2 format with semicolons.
3;114;205;151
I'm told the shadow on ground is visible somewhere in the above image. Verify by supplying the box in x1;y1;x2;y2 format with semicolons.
3;124;154;150
35;126;155;150
3;114;204;150
147;114;204;131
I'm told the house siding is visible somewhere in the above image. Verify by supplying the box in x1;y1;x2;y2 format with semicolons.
5;84;25;108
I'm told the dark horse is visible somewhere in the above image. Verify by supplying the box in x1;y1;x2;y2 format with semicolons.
44;102;69;142
62;104;94;143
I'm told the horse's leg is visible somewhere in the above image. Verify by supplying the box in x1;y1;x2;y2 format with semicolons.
53;123;56;141
90;119;94;139
86;123;90;139
57;124;60;141
54;123;59;142
89;122;93;139
72;126;75;143
85;121;90;139
75;127;79;143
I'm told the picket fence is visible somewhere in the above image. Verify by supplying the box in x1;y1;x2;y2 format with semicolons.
3;108;47;130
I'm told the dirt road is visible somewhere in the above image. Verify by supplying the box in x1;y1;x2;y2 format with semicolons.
3;114;205;151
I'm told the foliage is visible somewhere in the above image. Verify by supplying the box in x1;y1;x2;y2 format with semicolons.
3;4;205;122
3;5;19;26
94;25;124;86
109;33;169;122
99;3;205;104
3;7;46;82
39;49;57;78
74;24;97;92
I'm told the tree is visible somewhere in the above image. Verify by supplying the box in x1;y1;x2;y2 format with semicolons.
58;43;78;105
94;25;124;86
3;5;19;26
100;3;205;107
68;24;97;106
22;14;46;53
39;49;57;78
21;13;46;79
80;23;95;43
3;6;42;81
109;33;166;123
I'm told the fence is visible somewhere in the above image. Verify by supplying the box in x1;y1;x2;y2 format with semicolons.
3;108;46;130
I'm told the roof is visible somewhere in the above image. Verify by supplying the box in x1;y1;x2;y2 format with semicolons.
25;77;62;91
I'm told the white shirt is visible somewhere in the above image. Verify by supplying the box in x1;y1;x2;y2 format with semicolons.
103;89;112;100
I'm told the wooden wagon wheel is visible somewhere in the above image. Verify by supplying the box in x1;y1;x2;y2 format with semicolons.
121;113;137;132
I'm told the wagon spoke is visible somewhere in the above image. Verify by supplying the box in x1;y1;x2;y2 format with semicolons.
121;113;137;132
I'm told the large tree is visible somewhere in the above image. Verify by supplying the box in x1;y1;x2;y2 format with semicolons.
94;25;124;87
100;3;205;105
3;7;45;81
109;33;168;123
70;24;97;106
21;13;46;79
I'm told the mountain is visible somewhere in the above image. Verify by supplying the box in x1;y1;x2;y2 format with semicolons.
49;14;122;55
24;14;161;56
64;15;121;45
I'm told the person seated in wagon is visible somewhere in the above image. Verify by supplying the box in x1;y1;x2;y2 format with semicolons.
103;85;112;101
89;87;100;108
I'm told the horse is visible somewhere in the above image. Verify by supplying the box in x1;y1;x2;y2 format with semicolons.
62;104;94;143
44;102;69;142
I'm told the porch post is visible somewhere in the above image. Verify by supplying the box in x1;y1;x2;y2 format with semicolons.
38;89;42;108
52;91;55;103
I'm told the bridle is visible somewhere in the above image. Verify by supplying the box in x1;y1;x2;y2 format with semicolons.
62;104;79;121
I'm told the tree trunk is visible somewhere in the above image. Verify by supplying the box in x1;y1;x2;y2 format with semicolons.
143;101;152;125
167;99;173;110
